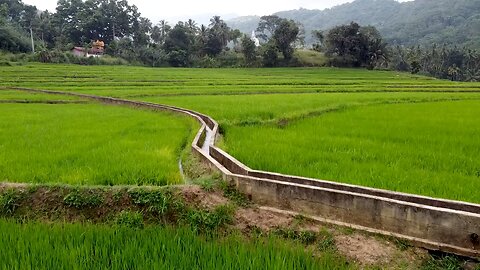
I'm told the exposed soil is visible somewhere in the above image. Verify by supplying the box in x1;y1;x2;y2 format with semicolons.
336;233;397;265
180;185;229;210
235;207;293;232
334;233;428;269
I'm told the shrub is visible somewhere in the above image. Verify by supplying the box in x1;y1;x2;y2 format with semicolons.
185;204;235;233
115;211;144;229
0;189;22;216
219;181;250;207
128;188;185;221
63;189;104;209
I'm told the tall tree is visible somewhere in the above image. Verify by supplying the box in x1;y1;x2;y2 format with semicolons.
151;20;170;45
163;22;194;67
133;17;151;46
241;34;256;65
209;16;230;48
272;19;299;61
53;0;85;45
256;15;283;43
324;22;387;68
202;16;231;57
185;19;198;34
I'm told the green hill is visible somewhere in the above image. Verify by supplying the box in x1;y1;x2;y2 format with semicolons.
227;0;480;48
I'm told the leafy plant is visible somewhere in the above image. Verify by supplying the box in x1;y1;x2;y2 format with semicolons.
273;228;317;245
219;181;250;207
128;188;185;222
196;178;217;192
421;253;463;270
115;211;144;229
185;204;235;234
0;189;22;215
318;229;336;252
63;189;104;209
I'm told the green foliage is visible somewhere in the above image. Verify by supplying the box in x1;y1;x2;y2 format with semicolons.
196;178;217;192
35;49;129;65
273;228;318;245
219;181;250;207
393;238;412;251
204;17;230;57
229;0;480;49
2;65;480;204
63;189;103;209
0;189;22;215
0;23;31;53
317;229;336;252
240;35;257;65
389;45;480;82
261;42;279;67
163;23;194;67
256;15;284;43
324;22;387;68
294;50;327;67
112;190;125;203
128;188;185;221
421;254;463;270
115;211;144;229
272;20;300;61
185;204;235;234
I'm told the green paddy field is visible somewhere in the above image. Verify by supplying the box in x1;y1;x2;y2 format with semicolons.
1;63;479;202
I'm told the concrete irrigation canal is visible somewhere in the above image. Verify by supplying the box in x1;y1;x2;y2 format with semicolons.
9;87;480;259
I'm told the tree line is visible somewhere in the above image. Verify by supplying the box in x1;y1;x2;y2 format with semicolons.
1;0;478;81
0;0;303;68
313;22;480;82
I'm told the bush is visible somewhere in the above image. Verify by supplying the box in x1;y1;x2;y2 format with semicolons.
0;189;23;216
262;43;279;67
128;188;185;222
33;49;129;66
115;211;144;229
63;189;104;209
185;204;234;233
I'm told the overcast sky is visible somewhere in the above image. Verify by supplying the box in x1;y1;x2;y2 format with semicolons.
22;0;408;24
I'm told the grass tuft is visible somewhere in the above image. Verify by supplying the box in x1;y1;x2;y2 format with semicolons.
0;189;23;216
63;189;104;209
115;211;144;229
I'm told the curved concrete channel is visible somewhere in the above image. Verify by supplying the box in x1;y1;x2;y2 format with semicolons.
6;87;480;259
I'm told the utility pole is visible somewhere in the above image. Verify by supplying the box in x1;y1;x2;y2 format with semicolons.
30;26;35;53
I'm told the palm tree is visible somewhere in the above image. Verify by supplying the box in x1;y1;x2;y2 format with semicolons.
208;16;229;47
151;20;170;44
186;19;199;34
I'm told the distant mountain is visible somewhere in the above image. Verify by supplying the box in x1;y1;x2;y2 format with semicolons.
227;0;480;48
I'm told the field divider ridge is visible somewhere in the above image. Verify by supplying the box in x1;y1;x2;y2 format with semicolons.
7;87;480;259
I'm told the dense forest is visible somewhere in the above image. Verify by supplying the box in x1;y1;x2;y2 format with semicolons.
228;0;480;48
